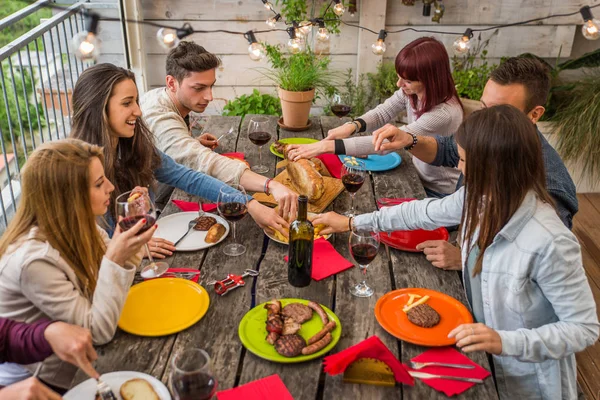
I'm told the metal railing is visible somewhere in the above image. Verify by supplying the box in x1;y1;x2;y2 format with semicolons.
0;0;91;232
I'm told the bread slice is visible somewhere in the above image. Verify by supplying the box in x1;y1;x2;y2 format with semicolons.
120;378;160;400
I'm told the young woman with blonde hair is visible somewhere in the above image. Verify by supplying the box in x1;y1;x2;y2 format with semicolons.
0;139;154;391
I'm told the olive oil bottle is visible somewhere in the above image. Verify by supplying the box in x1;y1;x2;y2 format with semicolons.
288;195;313;287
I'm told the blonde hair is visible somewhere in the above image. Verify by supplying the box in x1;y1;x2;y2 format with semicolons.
0;139;107;297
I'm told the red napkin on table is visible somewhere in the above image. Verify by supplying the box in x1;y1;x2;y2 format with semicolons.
409;347;491;396
171;199;217;213
143;268;200;283
316;154;343;179
216;374;293;400
221;152;245;160
283;238;354;281
323;336;414;385
377;197;416;208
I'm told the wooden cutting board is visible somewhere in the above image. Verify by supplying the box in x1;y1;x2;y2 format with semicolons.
253;169;345;213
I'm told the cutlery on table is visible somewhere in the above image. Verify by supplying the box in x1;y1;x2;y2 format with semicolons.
96;377;118;400
173;220;197;247
216;127;235;142
410;361;475;370
409;371;483;384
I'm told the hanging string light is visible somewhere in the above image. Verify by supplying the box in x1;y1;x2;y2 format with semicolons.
432;0;445;23
453;28;473;54
156;24;194;49
292;21;305;38
299;20;313;36
315;19;330;42
286;27;305;54
244;31;266;61
580;6;600;40
71;13;101;61
422;0;434;16
333;0;346;17
262;0;274;12
266;13;281;28
371;30;387;55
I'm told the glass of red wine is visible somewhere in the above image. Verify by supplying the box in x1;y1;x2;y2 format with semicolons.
330;93;352;120
349;227;380;298
170;348;217;400
115;190;168;278
217;185;248;256
248;116;271;174
341;159;366;217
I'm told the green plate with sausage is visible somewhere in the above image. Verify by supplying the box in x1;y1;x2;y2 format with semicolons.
238;298;341;363
269;138;320;158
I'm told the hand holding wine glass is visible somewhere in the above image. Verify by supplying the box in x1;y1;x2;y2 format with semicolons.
105;217;156;267
341;159;366;217
217;185;248;256
349;228;380;298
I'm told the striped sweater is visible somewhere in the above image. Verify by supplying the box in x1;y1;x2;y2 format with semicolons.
342;89;463;195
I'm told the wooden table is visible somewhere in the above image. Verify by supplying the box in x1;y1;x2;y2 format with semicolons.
71;115;498;399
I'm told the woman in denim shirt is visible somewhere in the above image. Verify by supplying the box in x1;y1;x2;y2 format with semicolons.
315;105;599;399
69;64;290;242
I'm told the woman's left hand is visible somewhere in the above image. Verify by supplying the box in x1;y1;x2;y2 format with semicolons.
247;200;290;237
268;181;298;221
448;323;503;355
145;237;176;259
311;211;350;235
287;141;333;161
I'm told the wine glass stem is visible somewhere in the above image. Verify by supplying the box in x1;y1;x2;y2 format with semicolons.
350;193;356;215
258;145;263;167
232;221;237;244
360;264;368;285
144;243;156;267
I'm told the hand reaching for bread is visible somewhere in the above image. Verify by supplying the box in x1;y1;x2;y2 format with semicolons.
248;200;290;237
287;141;334;161
311;211;351;235
269;181;298;221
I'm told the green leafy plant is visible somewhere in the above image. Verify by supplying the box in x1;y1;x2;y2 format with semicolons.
367;61;397;105
261;44;332;93
222;89;281;118
324;68;371;118
274;0;342;34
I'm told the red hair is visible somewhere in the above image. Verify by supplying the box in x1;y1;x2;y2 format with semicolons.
395;37;461;118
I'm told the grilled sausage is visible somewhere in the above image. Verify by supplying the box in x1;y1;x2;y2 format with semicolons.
266;331;279;345
307;320;336;345
301;332;332;355
307;301;329;325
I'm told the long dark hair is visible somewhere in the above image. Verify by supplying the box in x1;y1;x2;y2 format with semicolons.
70;63;161;215
395;37;461;118
456;105;555;276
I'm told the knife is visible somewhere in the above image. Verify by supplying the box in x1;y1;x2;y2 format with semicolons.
409;371;483;384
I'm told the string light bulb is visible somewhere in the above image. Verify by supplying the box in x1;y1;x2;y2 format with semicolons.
432;0;445;23
156;24;194;50
244;31;266;61
371;30;387;55
453;28;473;54
286;27;305;54
316;19;330;42
71;13;100;61
333;0;346;17
299;20;312;36
262;0;274;11
580;6;600;40
266;13;281;28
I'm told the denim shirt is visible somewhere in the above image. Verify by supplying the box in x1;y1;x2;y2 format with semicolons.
432;129;578;229
103;151;251;235
354;188;599;400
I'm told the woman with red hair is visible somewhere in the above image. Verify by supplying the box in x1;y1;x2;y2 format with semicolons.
288;37;463;197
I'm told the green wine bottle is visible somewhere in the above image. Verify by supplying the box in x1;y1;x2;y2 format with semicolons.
288;195;314;287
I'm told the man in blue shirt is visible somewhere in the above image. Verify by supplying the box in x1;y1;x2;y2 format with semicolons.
371;57;578;270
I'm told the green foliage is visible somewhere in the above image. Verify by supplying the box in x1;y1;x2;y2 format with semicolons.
550;73;600;183
0;63;46;143
274;0;342;34
222;89;281;118
366;62;397;105
261;44;332;93
451;50;497;100
0;0;52;50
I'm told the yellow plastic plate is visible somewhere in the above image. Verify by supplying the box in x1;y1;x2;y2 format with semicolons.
238;298;341;363
118;278;209;336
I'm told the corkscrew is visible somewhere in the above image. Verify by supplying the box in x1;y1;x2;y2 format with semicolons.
207;269;259;295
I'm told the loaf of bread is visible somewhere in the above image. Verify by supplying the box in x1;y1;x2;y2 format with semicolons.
205;223;226;243
120;378;160;400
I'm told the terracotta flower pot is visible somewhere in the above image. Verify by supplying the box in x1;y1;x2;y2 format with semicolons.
278;87;315;128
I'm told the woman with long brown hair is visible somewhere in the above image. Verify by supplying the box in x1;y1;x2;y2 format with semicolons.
70;63;289;255
313;105;598;399
287;37;463;198
0;139;154;391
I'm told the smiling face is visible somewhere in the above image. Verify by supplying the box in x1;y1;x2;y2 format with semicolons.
88;157;115;216
167;69;216;116
106;78;142;139
397;74;425;98
480;80;545;123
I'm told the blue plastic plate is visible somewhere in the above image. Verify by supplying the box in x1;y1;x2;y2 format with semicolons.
339;153;402;172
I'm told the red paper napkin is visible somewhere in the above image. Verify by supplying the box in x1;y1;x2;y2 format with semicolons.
216;374;293;400
409;347;491;396
171;199;217;213
377;197;416;208
143;268;200;283
323;336;414;385
221;152;245;160
283;238;354;281
316;154;343;179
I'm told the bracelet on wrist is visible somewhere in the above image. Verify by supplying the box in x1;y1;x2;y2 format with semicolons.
264;178;273;196
348;216;354;232
404;132;418;151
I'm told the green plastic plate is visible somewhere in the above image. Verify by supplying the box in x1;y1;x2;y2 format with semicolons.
269;138;320;158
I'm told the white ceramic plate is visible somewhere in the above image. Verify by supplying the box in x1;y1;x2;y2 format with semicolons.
64;371;171;400
264;212;331;245
155;211;230;251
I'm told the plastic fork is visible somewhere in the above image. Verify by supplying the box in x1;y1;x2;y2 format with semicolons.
216;126;235;142
410;361;475;370
96;378;118;400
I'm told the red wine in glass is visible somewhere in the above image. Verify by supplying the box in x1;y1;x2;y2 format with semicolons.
218;202;248;222
118;214;156;233
248;131;272;146
331;104;352;118
342;173;365;193
350;243;378;265
172;372;217;400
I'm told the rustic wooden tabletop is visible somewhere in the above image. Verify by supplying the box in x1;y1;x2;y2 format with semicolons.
71;115;498;399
